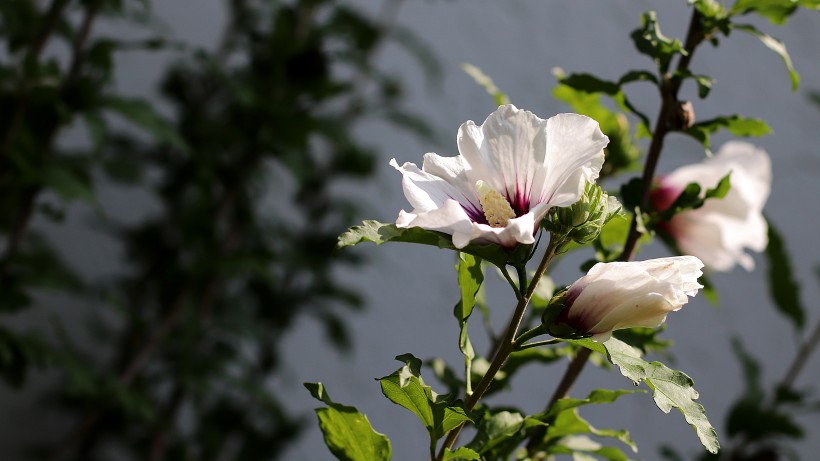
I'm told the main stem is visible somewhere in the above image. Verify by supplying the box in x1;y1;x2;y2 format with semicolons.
435;237;560;460
527;8;705;455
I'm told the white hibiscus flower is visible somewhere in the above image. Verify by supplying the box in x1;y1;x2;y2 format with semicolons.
651;141;771;271
552;256;704;340
391;104;608;248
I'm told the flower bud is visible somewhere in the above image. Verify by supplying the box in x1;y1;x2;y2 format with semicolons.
550;183;621;245
542;256;704;340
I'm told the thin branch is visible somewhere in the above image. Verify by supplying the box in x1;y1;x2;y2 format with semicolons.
779;317;820;392
436;237;560;460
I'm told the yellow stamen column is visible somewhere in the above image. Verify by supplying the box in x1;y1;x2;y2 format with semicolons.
476;180;516;228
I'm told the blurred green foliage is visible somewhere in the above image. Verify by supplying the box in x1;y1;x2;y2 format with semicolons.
0;0;435;459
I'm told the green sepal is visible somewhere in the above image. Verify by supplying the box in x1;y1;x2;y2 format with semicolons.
566;337;720;454
540;289;593;341
338;220;510;267
305;382;392;461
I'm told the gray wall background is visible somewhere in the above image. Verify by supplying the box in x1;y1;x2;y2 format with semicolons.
2;1;820;460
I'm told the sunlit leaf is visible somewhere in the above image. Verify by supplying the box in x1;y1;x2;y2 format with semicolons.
305;382;392;461
338;220;510;267
568;337;720;454
685;115;771;152
378;355;472;442
442;447;480;460
732;24;799;90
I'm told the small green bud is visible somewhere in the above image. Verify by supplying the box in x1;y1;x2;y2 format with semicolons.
548;183;622;245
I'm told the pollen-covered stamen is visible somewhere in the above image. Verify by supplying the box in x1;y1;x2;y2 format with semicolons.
476;180;516;228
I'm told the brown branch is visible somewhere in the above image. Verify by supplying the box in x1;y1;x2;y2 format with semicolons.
436;239;560;460
525;9;706;456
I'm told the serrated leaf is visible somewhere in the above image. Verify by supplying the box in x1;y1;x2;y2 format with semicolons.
765;220;805;329
338;220;510;267
460;63;510;106
443;447;480;460
685;115;771;152
378;355;472;441
732;24;799;91
305;383;392;461
568;337;720;454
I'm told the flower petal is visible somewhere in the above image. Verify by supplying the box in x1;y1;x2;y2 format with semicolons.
535;113;608;208
659;141;771;271
456;104;549;213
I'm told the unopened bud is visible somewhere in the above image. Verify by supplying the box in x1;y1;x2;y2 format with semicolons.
550;183;621;245
672;101;695;130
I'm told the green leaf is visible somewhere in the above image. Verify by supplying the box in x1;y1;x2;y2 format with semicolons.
725;340;805;444
543;389;642;420
730;0;799;24
568;337;720;454
39;164;95;203
653;173;731;225
455;253;483;324
630;11;686;73
764;220;805;329
676;70;713;98
378;355;472;442
455;253;483;393
100;95;189;152
460;63;510;106
442;447;480;460
338;220;510;267
685;115;771;152
466;410;547;457
732;24;799;91
545;408;636;452
305;383;392;461
559;73;621;95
